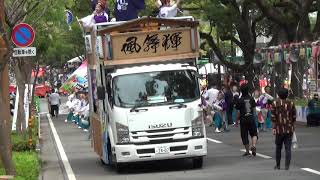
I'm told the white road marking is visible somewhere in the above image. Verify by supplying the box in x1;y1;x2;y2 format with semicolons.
240;149;272;159
301;168;320;175
206;137;222;144
47;114;77;180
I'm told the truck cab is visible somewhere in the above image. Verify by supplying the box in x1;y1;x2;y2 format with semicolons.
85;17;207;171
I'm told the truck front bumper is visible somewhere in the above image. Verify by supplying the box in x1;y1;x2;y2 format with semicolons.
114;137;207;163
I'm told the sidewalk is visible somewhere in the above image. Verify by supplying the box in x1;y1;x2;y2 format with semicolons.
38;99;65;180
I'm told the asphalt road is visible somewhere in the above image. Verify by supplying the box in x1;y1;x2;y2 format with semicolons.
41;99;320;180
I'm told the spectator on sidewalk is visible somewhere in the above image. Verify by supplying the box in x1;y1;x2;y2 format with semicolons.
79;97;90;131
65;93;77;123
204;84;219;126
231;84;240;126
212;91;226;133
271;88;296;170
72;93;84;124
307;93;320;126
49;89;61;118
253;89;263;130
10;99;14;116
114;0;145;21
259;85;274;131
235;84;258;157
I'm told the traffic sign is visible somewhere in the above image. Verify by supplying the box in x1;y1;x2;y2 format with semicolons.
13;47;36;57
11;23;35;47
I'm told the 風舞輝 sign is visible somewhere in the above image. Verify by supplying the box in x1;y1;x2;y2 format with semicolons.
109;28;197;61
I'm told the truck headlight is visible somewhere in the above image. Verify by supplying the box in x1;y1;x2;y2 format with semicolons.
191;116;204;137
116;122;130;144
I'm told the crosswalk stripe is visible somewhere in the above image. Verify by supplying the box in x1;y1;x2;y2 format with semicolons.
301;168;320;175
206;137;223;144
240;149;272;159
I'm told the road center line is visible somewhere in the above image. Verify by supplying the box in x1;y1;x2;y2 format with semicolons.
301;168;320;175
240;149;272;159
206;137;223;144
47;114;77;180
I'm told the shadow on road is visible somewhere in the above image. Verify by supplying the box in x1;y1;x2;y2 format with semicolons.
104;159;196;174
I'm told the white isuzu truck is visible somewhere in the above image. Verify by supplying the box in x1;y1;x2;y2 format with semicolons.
85;17;207;171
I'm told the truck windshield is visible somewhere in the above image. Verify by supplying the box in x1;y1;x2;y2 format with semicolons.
113;70;200;108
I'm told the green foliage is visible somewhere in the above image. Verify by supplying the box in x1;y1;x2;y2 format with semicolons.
0;152;40;180
294;99;308;107
11;132;36;152
11;116;39;152
17;0;91;67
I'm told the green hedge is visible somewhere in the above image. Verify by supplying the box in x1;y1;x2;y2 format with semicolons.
11;132;36;152
0;151;39;180
12;116;39;152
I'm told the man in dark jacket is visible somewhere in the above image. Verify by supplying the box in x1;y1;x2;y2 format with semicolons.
114;0;145;21
271;88;296;170
235;84;258;156
307;93;320;126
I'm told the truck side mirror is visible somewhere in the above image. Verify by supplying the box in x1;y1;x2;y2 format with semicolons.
97;86;106;100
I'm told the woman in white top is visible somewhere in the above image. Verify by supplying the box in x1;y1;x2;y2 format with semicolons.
78;97;90;130
65;93;76;123
156;0;181;18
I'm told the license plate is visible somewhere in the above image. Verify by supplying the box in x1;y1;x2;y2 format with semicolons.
155;146;170;154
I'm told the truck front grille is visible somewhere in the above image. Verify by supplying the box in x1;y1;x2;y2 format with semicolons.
130;127;191;144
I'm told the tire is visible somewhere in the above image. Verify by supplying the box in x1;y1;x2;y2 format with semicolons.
100;158;107;165
192;157;203;169
107;139;114;167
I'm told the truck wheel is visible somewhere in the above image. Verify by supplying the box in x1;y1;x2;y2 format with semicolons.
107;140;114;167
100;158;107;165
192;157;203;169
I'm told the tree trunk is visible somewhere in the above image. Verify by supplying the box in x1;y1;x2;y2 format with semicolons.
243;48;258;92
0;65;16;175
16;83;26;134
246;67;259;92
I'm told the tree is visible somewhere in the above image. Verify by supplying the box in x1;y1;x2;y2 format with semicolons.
0;0;57;174
4;0;54;134
185;0;265;90
0;0;16;176
254;0;320;97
